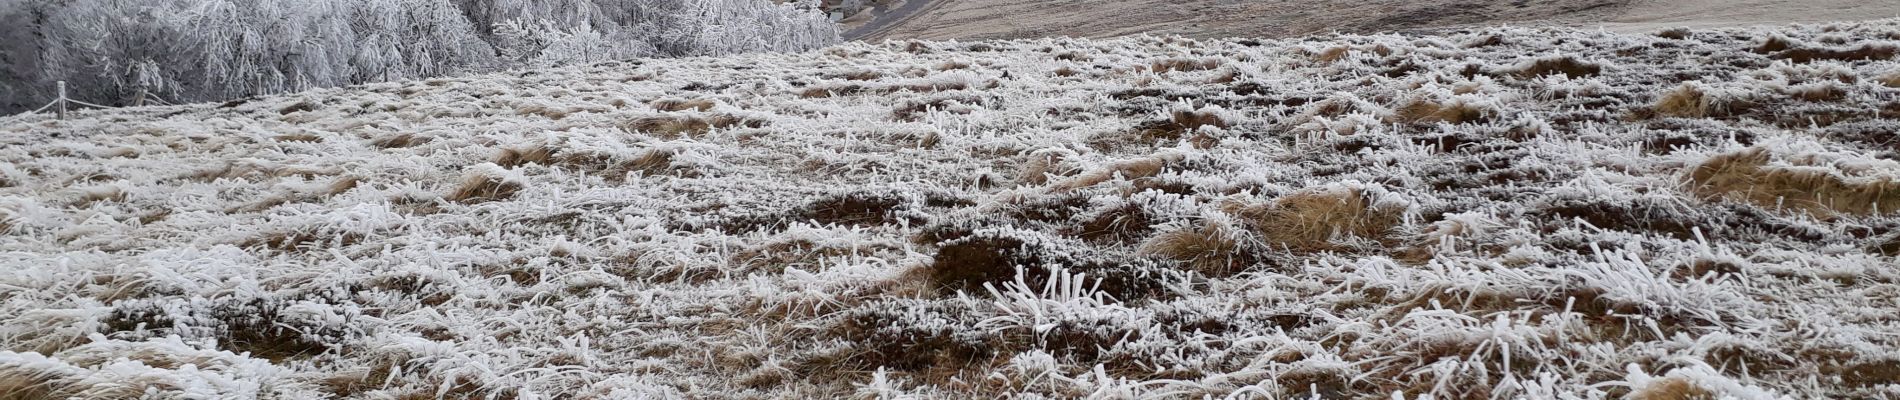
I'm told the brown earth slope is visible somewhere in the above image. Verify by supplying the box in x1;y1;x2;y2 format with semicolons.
855;0;1900;40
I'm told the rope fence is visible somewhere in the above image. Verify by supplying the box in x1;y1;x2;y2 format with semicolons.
27;81;173;120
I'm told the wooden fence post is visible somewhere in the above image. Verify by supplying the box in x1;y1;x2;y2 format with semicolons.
55;81;68;120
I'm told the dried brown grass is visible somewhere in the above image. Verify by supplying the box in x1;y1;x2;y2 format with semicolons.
1464;35;1506;48
0;366;69;400
1832;359;1900;388
828;70;884;81
1053;155;1174;191
801;81;969;98
1017;151;1078;185
651;98;716;112
1131;110;1228;146
232;177;361;213
1755;36;1797;54
446;173;522;204
1771;44;1898;63
1151;58;1220;73
370;133;428;149
1393;100;1490;124
1656;28;1693;40
621;115;764;139
273;133;322;143
622;148;680;178
1238;188;1403;250
1878;71;1900;88
1782;84;1846;102
515;104;572;119
1171;109;1227;131
1627;377;1716;400
1072;203;1155;244
495;145;554;168
327;176;361;196
181;163;259;182
1688;148;1900;216
1207;68;1239;84
1653;83;1753;118
73;186;126;207
1139;222;1246;276
1516;57;1601;78
1314;46;1352;63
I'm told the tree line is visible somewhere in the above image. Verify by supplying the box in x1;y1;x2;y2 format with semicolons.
0;0;839;113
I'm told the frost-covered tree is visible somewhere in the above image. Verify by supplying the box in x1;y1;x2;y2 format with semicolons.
494;19;636;68
0;0;838;113
0;0;52;111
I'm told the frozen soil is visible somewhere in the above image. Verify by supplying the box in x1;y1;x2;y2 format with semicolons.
4;20;1900;399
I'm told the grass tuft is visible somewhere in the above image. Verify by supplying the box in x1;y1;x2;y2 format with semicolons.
1688;147;1900;216
1516;56;1602;78
1393;99;1491;124
1139;221;1248;276
621;115;764;138
1878;71;1900;88
1628;377;1716;400
273;133;322;143
1653;82;1755;118
1151;58;1220;73
1656;28;1693;40
369;133;428;149
1239;186;1404;251
446;165;523;204
651;98;716;112
495;145;554;168
1771;44;1898;63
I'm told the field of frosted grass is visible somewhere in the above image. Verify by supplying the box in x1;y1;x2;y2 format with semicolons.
3;20;1900;399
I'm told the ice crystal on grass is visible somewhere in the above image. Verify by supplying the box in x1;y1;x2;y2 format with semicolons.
3;20;1900;399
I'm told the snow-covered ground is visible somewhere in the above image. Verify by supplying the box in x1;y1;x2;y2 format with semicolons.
3;19;1900;399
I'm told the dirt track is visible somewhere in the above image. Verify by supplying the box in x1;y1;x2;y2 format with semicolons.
855;0;1900;40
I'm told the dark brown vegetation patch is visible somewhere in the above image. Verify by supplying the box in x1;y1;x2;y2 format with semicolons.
822;301;998;376
495;145;554;168
1535;198;1704;240
799;192;924;227
1150;58;1220;73
1393;99;1490;125
926;230;1171;301
1516;57;1602;78
1770;44;1899;63
369;133;429;149
1071;202;1156;245
621;115;766;138
105;298;340;362
651;98;716;112
1829;359;1900;388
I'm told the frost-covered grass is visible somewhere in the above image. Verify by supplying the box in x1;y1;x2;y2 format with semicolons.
4;19;1900;399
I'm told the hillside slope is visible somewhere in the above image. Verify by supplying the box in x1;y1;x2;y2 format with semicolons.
4;20;1900;398
852;0;1900;41
1599;0;1900;32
